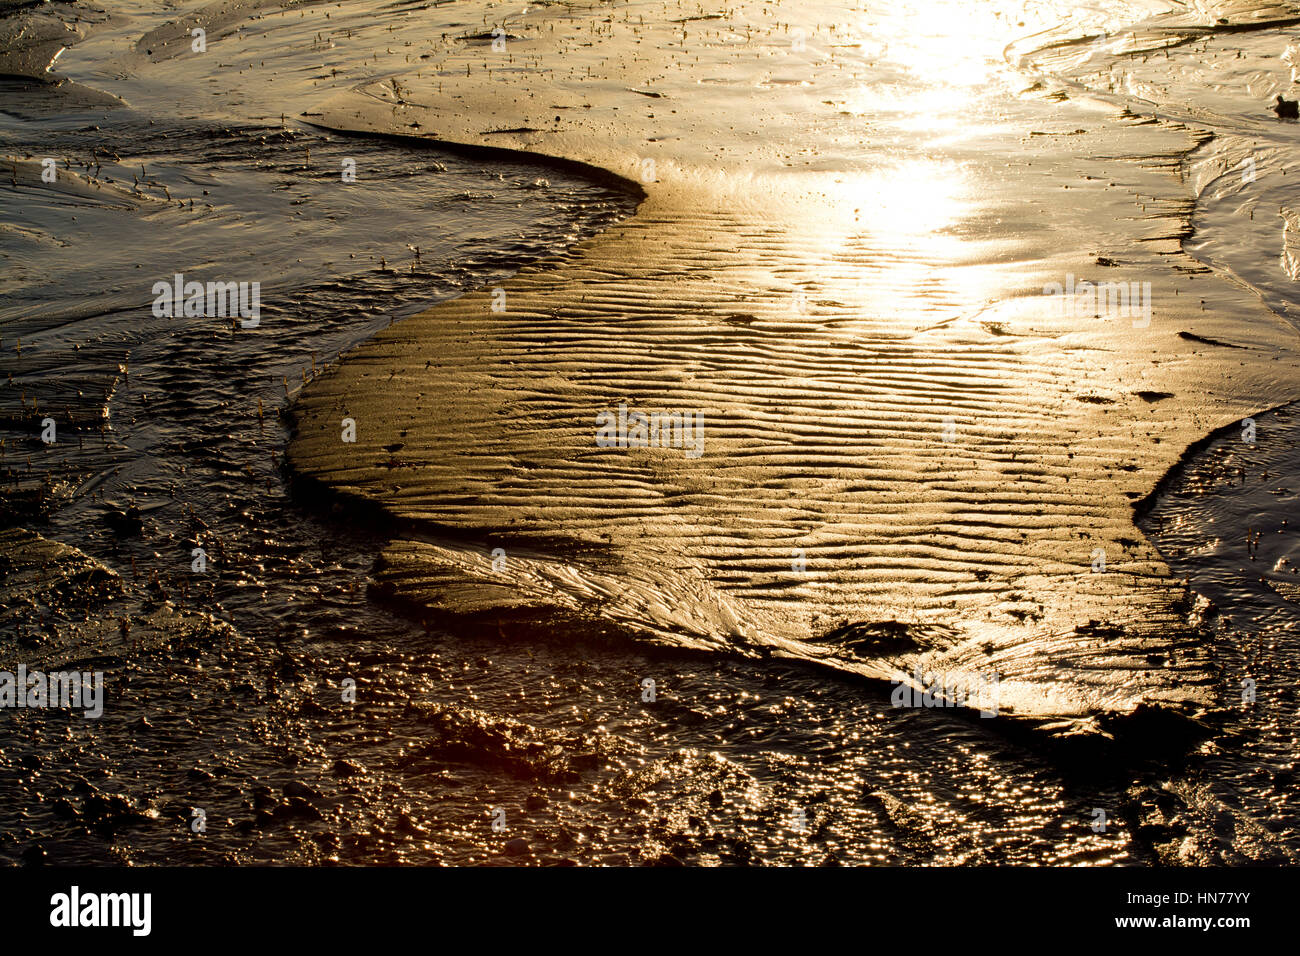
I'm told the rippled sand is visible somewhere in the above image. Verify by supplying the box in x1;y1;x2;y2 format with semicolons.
289;0;1300;726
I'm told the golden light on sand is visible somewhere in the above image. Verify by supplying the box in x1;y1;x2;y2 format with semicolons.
839;0;1022;139
847;159;966;242
853;0;1008;87
815;156;1009;324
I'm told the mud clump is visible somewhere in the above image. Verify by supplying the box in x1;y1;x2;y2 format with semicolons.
0;527;123;631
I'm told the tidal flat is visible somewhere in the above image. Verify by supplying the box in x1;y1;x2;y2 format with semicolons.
1;0;1298;866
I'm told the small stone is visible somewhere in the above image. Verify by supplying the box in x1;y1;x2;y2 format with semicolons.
104;506;143;537
82;792;134;822
21;844;47;866
282;780;320;802
396;812;427;836
503;837;531;856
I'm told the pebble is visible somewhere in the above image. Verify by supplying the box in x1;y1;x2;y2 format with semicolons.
503;837;531;856
283;780;321;802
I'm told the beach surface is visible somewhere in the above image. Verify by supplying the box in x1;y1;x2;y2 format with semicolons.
289;0;1299;725
3;0;1300;865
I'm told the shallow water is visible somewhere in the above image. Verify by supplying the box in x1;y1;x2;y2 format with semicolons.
1;0;1298;866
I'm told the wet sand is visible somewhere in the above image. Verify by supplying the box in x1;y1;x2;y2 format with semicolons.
289;0;1300;725
3;0;1300;866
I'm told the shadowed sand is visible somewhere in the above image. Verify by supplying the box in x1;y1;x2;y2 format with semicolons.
286;0;1300;726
